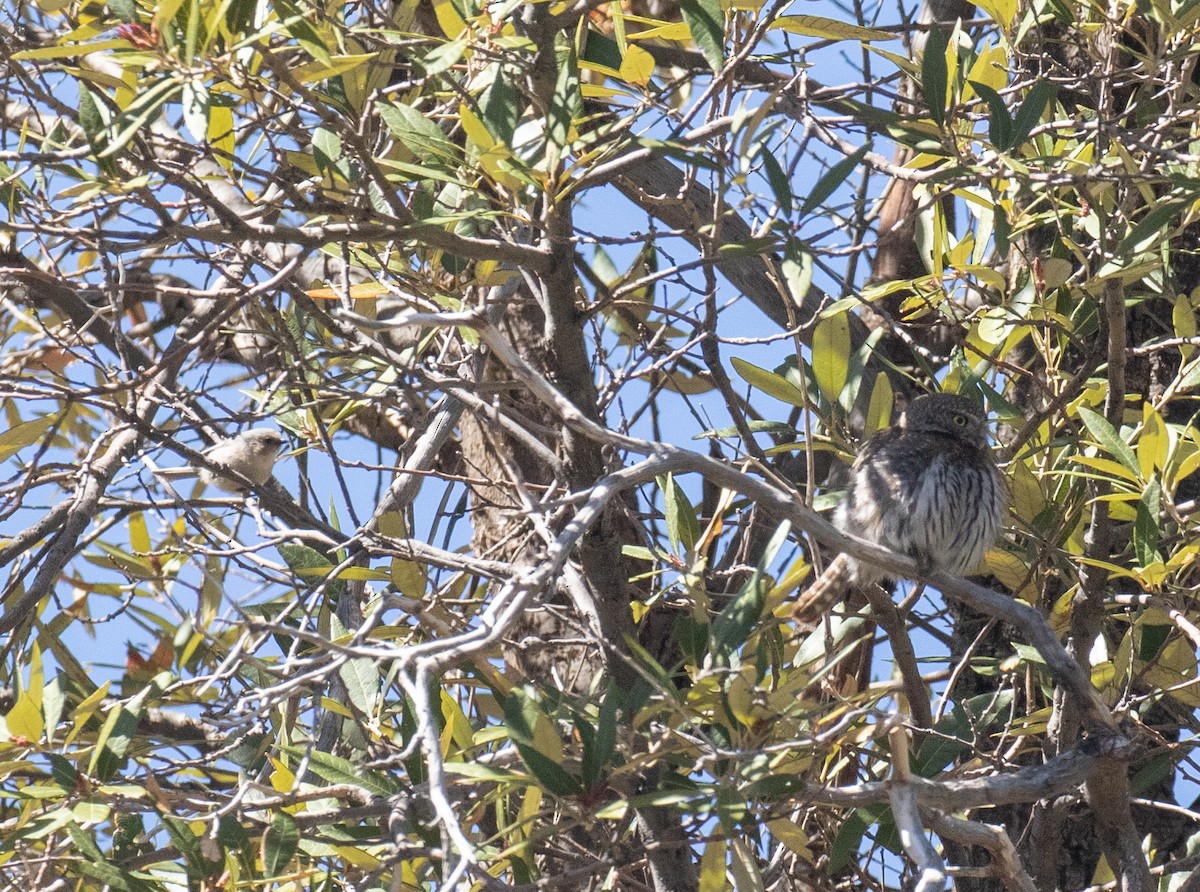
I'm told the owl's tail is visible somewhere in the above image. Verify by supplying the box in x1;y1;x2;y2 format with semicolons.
790;552;854;626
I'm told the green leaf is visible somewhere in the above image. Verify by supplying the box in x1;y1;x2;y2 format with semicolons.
379;102;460;168
278;541;335;573
693;420;795;440
263;812;299;877
759;148;792;214
419;37;467;77
550;37;582;153
580;29;624;71
66;822;105;861
830;805;886;870
70;860;151;892
662;474;700;552
581;685;621;789
67;823;156;891
912;690;1014;776
331;613;380;717
502;693;581;797
276;0;331;66
89;706;137;780
48;754;77;791
1134;479;1162;568
994;203;1011;255
782;241;813;306
798;145;868;218
312;126;344;175
711;522;789;664
98;77;185;159
1117;198;1189;254
1010;79;1056;147
481;67;521;146
1174;293;1198;361
1077;406;1141;478
969;80;1012;150
730;356;808;406
1137;621;1171;662
921;27;949;127
282;746;399;796
679;0;725;72
77;84;105;145
109;0;138;23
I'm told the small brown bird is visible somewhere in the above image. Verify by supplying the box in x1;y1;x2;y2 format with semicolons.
199;428;283;492
791;393;1007;624
156;428;283;494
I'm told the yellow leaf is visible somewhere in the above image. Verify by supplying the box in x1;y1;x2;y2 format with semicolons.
269;756;296;793
458;103;495;151
1008;459;1044;525
698;838;728;892
1069;455;1141;485
768;818;813;860
335;846;381;869
305;282;389;300
863;373;893;436
770;16;895;42
153;0;187;33
730;839;765;891
811;312;850;404
391;557;426;598
475;260;516;286
319;696;354;718
724;670;755;727
626;21;694;41
478;145;528;192
963;43;1008;95
1132;562;1167;591
11;39;128;60
530;710;563;763
974;0;1018;28
1171;442;1200;489
984;549;1036;603
581;82;626;100
958;263;1007;293
65;682;110;748
657;370;716;394
440;691;474;754
766;555;811;610
433;0;467;37
128;512;150;555
294;565;391;581
520;785;542;827
1138;403;1168;480
208;104;235;169
0;415;56;462
1141;637;1200;706
292;53;377;84
619;44;655;86
1174;292;1197;361
4;692;42;742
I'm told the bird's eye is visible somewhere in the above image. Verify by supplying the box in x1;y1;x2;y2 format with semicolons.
953;414;969;426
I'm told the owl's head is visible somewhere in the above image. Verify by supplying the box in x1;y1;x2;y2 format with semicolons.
901;393;991;448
